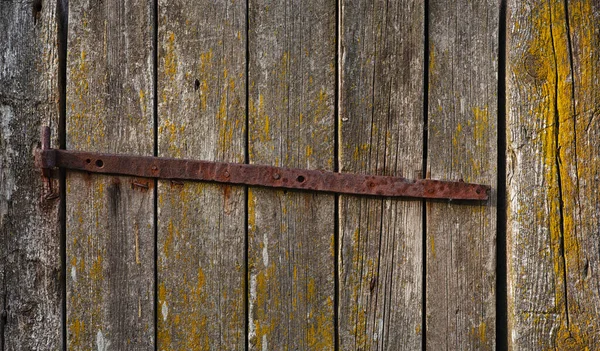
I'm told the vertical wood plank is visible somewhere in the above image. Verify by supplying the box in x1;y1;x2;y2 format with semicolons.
338;0;424;349
156;0;246;349
0;1;61;349
247;0;336;348
507;1;600;348
426;1;498;349
66;0;154;349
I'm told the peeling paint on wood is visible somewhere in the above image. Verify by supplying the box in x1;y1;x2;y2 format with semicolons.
338;0;424;349
426;1;499;349
156;0;246;348
66;0;155;349
507;1;600;348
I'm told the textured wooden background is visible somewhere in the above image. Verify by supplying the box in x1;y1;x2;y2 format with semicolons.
1;0;599;350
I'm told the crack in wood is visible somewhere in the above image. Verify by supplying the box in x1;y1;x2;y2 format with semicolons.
548;3;570;328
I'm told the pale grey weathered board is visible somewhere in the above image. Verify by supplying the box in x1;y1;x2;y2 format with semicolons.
338;0;424;349
426;0;498;349
156;0;246;348
247;0;337;348
506;0;600;348
0;1;61;350
66;0;155;349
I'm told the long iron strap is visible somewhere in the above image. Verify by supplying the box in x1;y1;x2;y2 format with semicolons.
36;128;490;201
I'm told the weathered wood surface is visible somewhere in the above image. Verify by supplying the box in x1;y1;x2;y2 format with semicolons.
66;0;155;349
426;0;498;349
0;1;61;350
506;0;600;348
10;0;600;348
338;0;424;349
156;0;246;349
247;0;336;348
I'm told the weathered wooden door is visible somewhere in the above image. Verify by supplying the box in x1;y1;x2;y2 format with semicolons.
65;0;496;348
64;0;497;348
3;0;600;350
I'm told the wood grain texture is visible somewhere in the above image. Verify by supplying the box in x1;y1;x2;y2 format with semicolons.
156;0;246;349
338;0;423;349
0;1;61;349
426;1;498;349
66;0;154;349
506;1;600;348
247;0;336;348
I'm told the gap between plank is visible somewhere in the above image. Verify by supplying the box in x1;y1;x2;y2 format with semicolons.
421;0;430;349
57;0;68;349
334;0;341;349
152;0;159;349
496;0;508;349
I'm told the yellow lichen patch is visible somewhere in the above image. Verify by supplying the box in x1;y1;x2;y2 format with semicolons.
428;43;437;89
260;95;270;141
163;219;175;258
195;267;206;292
248;97;257;157
139;89;147;114
556;323;587;350
67;45;99;149
216;93;236;154
158;119;184;158
164;32;178;78
253;264;278;350
429;43;436;73
79;50;87;73
199;49;213;74
314;88;330;122
305;145;313;157
89;254;103;282
248;189;256;231
69;319;85;347
479;321;487;344
78;256;85;273
353;145;360;161
307;278;316;301
307;306;334;349
472;106;489;142
354;301;368;349
452;122;462;148
157;282;172;350
199;79;209;110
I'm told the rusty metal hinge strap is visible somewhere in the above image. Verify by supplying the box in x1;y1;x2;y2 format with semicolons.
35;128;490;201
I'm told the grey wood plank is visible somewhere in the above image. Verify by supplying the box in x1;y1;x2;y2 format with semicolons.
426;1;499;349
156;0;246;348
506;0;600;348
0;1;61;349
66;0;154;348
247;0;336;348
338;0;424;349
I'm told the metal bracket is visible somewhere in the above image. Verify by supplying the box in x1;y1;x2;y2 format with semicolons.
35;127;490;201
